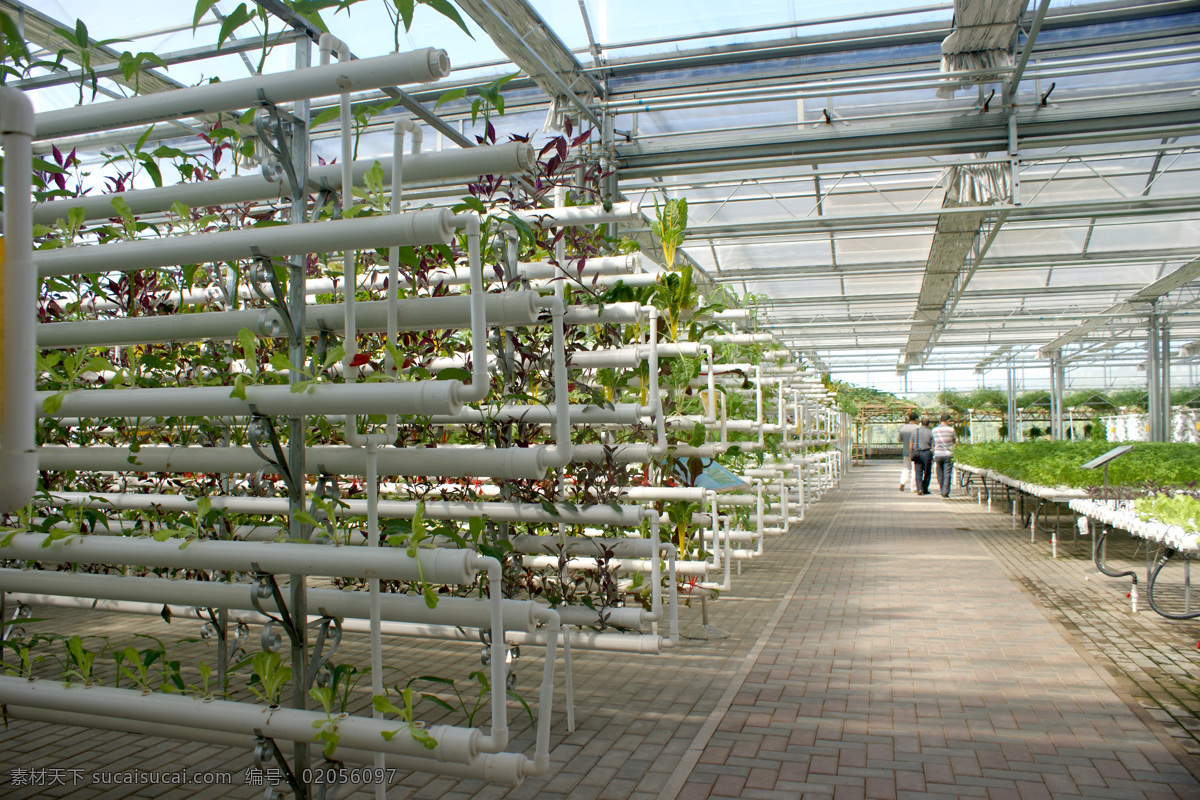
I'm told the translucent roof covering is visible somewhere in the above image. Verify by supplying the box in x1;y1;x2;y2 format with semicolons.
10;0;1200;394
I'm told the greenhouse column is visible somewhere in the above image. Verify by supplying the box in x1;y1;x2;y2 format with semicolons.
1048;348;1064;440
1148;308;1165;442
1161;314;1172;441
1152;312;1172;442
1006;360;1018;442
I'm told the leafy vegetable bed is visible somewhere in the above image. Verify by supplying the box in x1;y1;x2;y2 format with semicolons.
955;441;1200;489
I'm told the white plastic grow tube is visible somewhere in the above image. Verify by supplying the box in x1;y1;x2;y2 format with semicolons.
39;492;650;528
35;48;450;140
32;143;533;226
385;118;422;442
0;532;475;584
4;706;536;782
37;443;551;480
0;678;481;761
508;201;642;228
36;207;456;279
38;292;543;349
0;87;36;514
0;532;536;765
41;381;465;419
0;569;541;632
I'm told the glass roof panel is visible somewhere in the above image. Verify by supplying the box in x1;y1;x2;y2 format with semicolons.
560;1;952;63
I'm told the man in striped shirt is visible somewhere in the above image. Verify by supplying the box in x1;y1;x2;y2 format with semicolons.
932;414;957;498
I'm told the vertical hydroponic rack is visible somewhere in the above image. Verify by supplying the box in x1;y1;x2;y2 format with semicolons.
0;14;846;798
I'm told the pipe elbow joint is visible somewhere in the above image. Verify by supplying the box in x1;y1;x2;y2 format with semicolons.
454;213;481;237
540;445;574;470
0;87;35;136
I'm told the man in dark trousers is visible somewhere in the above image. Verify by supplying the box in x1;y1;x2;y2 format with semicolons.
912;418;934;495
897;411;919;492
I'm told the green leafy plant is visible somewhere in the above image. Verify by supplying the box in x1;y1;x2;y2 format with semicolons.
651;195;687;270
1135;494;1200;533
243;650;293;707
385;501;439;609
52;19;125;103
62;635;103;686
408;670;534;729
373;686;438;749
956;441;1200;489
436;71;520;129
309;685;344;758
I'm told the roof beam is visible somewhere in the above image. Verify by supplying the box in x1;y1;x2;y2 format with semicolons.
1038;256;1200;356
453;0;603;129
1;0;187;98
1006;0;1052;101
636;191;1200;240
900;164;1008;367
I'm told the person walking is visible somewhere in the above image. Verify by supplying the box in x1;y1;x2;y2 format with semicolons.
897;411;919;492
932;414;957;498
912;418;934;495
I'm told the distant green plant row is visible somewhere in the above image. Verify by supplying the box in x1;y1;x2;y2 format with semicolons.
956;441;1200;489
937;387;1200;414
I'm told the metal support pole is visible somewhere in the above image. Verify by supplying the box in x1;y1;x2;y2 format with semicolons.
1006;361;1018;442
288;36;312;784
1148;308;1162;442
1051;349;1065;440
1161;315;1172;441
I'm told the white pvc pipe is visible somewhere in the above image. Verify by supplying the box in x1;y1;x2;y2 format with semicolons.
562;302;643;325
1;706;528;785
1;532;476;583
363;442;386;798
387;119;420;442
708;333;775;344
430;403;645;426
570;443;653;464
455;215;489;403
519;554;706;577
33;144;534;226
0;677;478;762
40;492;647;527
35;48;450;140
0;571;539;631
509;201;640;228
517;254;641;280
37;444;550;480
36;208;456;277
539;296;573;468
40;381;464;419
0;87;36;514
38;292;542;349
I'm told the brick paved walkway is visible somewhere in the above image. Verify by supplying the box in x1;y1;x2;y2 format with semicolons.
671;464;1200;799
2;463;1198;799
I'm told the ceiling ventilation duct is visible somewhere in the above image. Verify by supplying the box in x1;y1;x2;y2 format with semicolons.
937;0;1027;98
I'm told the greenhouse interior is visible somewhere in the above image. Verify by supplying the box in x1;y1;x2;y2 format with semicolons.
2;0;1200;798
